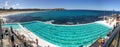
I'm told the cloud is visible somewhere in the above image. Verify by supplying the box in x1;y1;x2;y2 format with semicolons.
11;3;20;8
16;3;19;6
5;0;9;7
4;0;20;9
4;0;10;9
2;0;20;9
5;1;8;7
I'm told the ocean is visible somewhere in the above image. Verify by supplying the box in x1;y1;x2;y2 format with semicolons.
5;10;120;24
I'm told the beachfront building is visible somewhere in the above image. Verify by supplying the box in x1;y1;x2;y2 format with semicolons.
103;14;118;28
103;14;120;27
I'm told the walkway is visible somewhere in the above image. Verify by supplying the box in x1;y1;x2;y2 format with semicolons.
2;29;25;47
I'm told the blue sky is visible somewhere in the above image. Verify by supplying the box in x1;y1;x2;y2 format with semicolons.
0;0;120;10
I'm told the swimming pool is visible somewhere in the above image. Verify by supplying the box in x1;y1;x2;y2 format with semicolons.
2;23;21;29
21;21;110;47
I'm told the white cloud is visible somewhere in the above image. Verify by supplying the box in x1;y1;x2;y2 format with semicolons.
3;0;20;9
4;0;10;9
5;1;8;6
16;4;19;6
11;3;20;8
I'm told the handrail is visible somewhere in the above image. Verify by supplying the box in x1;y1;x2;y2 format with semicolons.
103;25;120;47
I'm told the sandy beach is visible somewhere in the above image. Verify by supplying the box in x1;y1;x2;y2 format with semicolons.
0;11;40;17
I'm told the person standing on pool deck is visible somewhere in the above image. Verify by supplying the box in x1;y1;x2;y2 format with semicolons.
36;39;38;47
11;34;15;47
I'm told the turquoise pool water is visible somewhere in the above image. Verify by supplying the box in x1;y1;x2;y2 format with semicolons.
21;21;110;47
2;23;21;29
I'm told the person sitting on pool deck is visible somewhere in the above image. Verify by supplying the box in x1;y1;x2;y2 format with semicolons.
101;38;105;46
